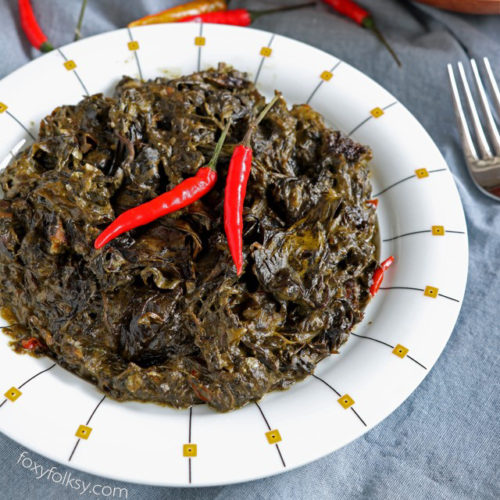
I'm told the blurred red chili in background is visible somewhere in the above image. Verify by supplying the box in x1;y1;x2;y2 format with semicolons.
179;3;316;27
18;0;53;52
322;0;401;66
129;0;227;27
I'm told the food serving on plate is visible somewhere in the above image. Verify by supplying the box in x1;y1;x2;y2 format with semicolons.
0;64;379;412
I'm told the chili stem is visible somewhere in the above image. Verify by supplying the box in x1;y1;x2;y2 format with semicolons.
256;93;281;126
371;26;401;67
362;16;401;67
250;1;316;21
74;0;88;41
242;93;281;146
207;119;232;170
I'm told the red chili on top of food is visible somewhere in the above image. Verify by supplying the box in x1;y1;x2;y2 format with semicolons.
224;144;252;274
21;337;41;350
94;120;231;249
224;94;281;275
370;256;394;296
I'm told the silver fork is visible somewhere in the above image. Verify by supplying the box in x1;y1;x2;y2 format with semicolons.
448;58;500;201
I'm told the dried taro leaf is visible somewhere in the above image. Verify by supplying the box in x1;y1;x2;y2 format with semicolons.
0;66;377;412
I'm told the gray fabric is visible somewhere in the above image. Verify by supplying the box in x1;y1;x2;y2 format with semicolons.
1;1;499;498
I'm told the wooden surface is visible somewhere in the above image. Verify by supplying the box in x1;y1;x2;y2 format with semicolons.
415;0;500;14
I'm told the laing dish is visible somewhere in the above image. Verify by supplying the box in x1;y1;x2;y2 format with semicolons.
0;65;378;412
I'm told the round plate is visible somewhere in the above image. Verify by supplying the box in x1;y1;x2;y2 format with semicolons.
0;24;468;487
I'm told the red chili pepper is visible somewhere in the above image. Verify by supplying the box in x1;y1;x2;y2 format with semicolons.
322;0;400;66
224;94;281;275
224;145;252;274
370;256;394;296
179;2;316;26
370;267;384;296
18;0;53;53
128;0;227;27
94;120;231;249
323;0;366;23
366;198;378;208
380;255;394;271
22;337;41;350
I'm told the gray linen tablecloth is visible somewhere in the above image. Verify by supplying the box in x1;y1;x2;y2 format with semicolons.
0;1;499;498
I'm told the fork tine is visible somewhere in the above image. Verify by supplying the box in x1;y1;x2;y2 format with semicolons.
457;61;493;158
470;59;500;156
448;64;478;161
483;57;500;119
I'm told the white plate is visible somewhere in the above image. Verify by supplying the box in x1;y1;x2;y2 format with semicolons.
0;24;468;487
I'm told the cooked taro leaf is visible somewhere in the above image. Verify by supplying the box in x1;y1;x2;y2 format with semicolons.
0;64;377;412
